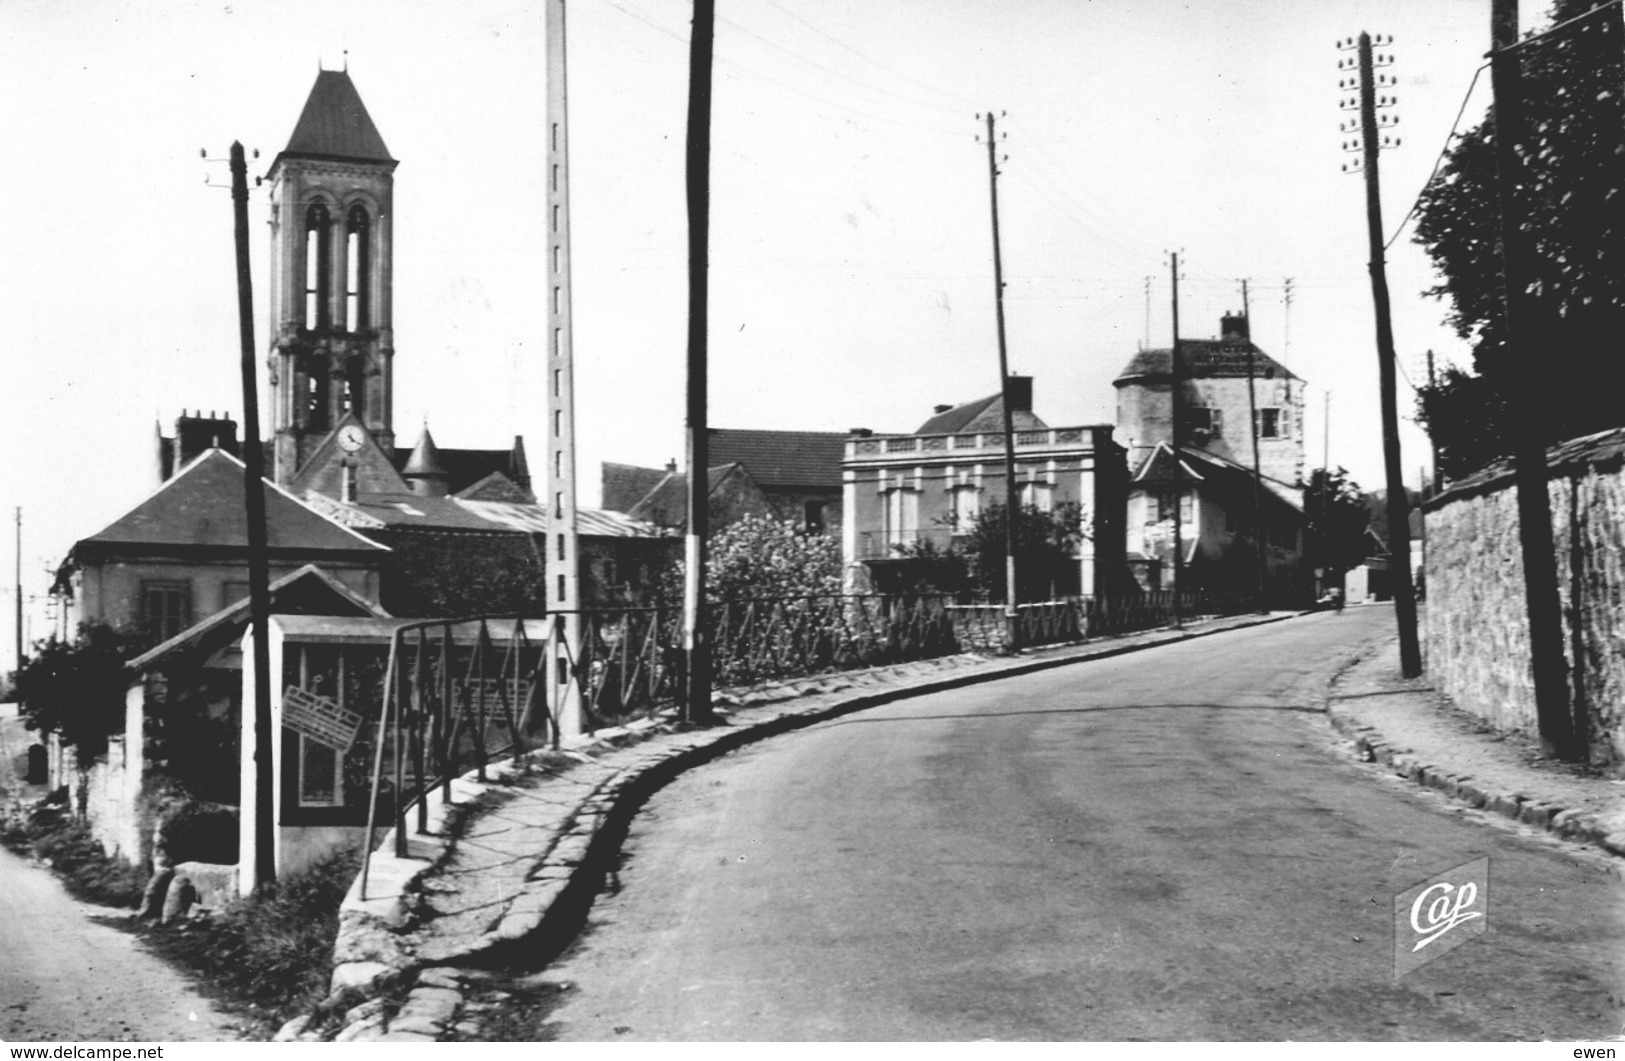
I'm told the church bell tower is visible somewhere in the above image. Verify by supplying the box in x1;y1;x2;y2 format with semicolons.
266;69;398;485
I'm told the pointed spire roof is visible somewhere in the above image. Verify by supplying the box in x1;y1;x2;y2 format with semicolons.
278;69;394;165
402;427;447;479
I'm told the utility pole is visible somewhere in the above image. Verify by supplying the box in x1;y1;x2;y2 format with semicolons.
1488;0;1579;758
1282;277;1295;367
1240;281;1267;611
547;0;583;740
683;0;717;724
1143;275;1153;351
1425;348;1443;489
1169;252;1183;627
14;507;22;673
230;142;275;888
980;110;1021;650
1322;390;1331;598
1338;31;1421;676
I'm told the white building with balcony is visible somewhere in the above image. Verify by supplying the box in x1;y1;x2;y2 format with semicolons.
841;376;1128;599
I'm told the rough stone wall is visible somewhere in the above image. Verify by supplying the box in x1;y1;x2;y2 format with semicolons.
1426;464;1625;769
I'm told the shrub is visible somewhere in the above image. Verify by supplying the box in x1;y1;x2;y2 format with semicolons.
0;802;146;907
14;623;150;765
145;850;361;1027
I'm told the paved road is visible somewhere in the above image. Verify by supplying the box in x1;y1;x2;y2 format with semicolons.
533;608;1624;1041
0;707;240;1043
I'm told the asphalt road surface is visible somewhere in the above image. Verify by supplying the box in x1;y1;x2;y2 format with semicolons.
534;608;1624;1041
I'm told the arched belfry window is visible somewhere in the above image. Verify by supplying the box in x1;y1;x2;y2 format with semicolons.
342;357;367;420
345;204;371;332
306;359;331;431
304;202;332;331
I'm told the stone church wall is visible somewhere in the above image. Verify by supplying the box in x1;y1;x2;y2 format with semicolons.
1425;447;1625;770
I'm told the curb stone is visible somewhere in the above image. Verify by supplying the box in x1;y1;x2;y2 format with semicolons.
1325;695;1621;868
318;609;1309;1042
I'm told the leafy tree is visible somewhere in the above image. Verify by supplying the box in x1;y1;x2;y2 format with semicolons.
14;623;151;764
957;502;1086;603
1413;0;1625;474
1304;468;1372;576
657;514;843;602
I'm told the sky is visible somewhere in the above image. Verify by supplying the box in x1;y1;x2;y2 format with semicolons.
1;0;1538;669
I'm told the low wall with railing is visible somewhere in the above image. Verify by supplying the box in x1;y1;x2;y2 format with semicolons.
354;589;1257;863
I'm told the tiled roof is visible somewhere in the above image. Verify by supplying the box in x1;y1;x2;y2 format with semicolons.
913;394;1047;436
305;489;665;539
707;429;847;489
1133;443;1304;513
126;564;390;672
601;462;672;513
328;492;526;533
391;444;532;499
1115;341;1300;384
75;449;387;556
627;464;747;525
279;70;394;164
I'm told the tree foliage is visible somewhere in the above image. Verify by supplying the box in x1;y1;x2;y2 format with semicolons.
14;623;150;764
956;502;1085;603
658;514;843;602
1304;467;1372;575
1413;0;1625;474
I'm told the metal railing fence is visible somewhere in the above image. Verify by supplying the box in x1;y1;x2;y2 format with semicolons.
357;588;1257;895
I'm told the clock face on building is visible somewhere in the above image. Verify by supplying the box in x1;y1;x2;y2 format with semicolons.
337;424;367;453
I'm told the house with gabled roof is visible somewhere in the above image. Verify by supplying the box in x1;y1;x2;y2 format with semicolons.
603;427;848;537
1126;442;1307;604
55;447;389;642
1114;314;1310;604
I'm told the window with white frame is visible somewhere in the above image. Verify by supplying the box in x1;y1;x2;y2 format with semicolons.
949;483;980;530
1256;407;1289;439
883;487;918;546
1019;480;1053;513
1187;407;1222;437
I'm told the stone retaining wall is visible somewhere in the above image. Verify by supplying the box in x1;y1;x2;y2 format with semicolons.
1426;436;1625;770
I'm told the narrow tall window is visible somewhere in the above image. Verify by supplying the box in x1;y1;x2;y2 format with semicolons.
307;369;330;431
304;203;331;330
949;484;980;530
883;488;918;548
1019;481;1053;514
342;358;367;419
345;205;370;332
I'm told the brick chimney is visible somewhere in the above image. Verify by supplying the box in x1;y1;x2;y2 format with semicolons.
1006;375;1033;413
172;410;240;471
1220;313;1249;341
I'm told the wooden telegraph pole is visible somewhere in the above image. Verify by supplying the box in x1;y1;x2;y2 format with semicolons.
979;110;1021;650
14;508;21;674
230;142;275;887
683;0;717;723
1488;0;1580;758
1169;252;1184;627
1240;281;1268;611
1339;32;1421;676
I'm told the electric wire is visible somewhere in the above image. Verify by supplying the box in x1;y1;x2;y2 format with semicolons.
1383;62;1490;250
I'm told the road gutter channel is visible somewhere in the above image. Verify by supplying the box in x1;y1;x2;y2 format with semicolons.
301;608;1431;1042
1321;640;1625;872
